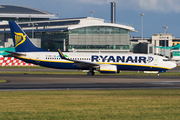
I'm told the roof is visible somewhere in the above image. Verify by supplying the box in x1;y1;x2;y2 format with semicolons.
0;5;57;18
0;17;136;33
0;5;51;14
68;17;136;32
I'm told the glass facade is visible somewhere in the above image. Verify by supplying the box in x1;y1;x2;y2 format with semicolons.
2;31;68;51
159;40;169;47
68;45;129;50
68;26;130;50
69;26;129;35
34;32;68;51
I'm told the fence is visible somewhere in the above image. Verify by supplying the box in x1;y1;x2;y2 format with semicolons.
0;57;35;66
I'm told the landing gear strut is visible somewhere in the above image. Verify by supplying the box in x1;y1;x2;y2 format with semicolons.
157;70;166;76
87;70;95;76
157;73;160;76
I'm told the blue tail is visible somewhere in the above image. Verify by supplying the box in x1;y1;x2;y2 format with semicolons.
9;21;47;52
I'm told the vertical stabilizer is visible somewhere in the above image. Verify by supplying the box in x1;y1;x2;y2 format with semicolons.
9;21;47;52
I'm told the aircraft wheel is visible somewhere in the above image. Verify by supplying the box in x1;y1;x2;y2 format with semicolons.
87;71;91;75
92;71;95;75
87;71;95;76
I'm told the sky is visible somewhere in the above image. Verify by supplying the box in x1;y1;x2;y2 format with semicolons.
1;0;180;38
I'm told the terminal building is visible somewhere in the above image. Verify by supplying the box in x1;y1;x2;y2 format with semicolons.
131;33;180;52
0;4;135;53
131;34;180;65
0;5;57;22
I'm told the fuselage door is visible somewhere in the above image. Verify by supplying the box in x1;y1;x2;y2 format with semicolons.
154;57;158;65
36;55;40;64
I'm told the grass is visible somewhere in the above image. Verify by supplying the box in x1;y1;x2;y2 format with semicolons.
0;89;180;119
0;79;6;83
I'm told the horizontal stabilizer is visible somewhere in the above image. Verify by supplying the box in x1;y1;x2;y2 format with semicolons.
5;51;26;56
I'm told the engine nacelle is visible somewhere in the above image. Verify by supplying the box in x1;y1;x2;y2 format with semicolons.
99;64;117;74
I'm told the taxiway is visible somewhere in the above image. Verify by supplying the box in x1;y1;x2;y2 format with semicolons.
0;74;180;91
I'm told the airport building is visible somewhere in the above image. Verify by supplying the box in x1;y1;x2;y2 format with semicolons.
131;34;180;65
0;4;135;53
131;33;180;51
0;5;57;22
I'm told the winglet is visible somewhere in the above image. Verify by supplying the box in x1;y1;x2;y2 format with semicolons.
57;48;66;59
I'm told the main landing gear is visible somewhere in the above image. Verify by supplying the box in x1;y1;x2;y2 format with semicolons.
87;70;95;76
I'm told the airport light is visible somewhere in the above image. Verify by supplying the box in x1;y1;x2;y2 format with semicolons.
56;13;60;19
140;13;145;40
29;15;31;21
163;26;168;57
16;17;19;22
91;11;94;17
28;23;38;40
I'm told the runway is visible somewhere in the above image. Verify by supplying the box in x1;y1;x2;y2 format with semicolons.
0;74;180;91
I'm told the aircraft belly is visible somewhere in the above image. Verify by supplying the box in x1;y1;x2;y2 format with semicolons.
40;62;79;69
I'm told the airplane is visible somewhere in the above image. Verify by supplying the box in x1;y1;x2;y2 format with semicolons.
6;21;177;76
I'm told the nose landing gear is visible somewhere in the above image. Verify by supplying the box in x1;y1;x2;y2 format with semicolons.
157;70;166;76
157;73;160;76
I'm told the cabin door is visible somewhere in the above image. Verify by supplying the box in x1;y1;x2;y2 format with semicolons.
154;57;158;65
36;55;40;64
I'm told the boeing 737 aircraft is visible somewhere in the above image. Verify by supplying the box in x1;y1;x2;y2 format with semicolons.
7;21;176;75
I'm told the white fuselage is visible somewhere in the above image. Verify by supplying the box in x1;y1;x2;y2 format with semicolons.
16;52;176;71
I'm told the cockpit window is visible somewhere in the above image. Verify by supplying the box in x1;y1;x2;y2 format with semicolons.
163;59;170;61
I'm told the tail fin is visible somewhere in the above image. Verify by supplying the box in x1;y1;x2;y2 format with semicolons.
9;21;47;52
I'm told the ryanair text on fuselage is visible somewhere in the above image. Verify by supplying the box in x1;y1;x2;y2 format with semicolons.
91;55;154;63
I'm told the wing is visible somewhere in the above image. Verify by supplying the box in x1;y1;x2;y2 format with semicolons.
57;48;99;68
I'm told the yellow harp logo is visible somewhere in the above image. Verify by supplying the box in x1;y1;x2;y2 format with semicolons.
14;32;26;48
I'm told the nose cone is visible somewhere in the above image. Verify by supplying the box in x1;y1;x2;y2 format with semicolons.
170;62;177;69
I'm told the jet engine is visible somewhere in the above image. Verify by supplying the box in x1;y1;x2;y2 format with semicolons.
99;64;117;73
